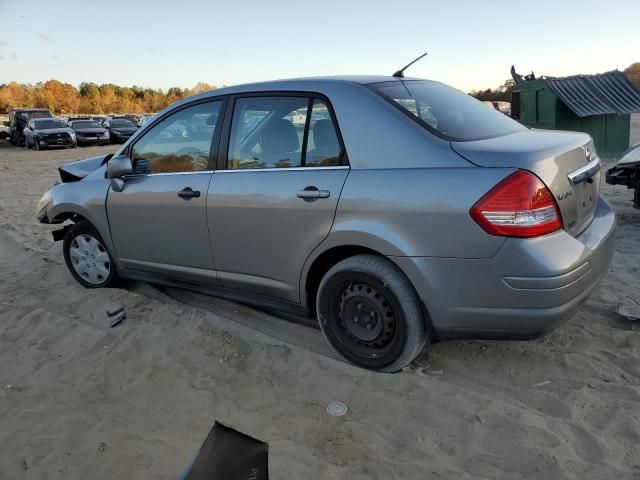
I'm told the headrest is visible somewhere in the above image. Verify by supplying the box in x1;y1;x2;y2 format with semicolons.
260;119;299;154
312;119;338;148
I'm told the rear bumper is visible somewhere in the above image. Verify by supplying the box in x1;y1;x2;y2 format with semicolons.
393;197;616;340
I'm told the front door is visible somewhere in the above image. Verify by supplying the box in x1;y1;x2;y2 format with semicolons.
207;95;349;302
107;99;225;284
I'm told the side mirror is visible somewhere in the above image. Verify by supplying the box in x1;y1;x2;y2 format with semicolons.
107;154;133;192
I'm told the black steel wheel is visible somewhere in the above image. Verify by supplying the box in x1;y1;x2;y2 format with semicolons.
316;254;427;372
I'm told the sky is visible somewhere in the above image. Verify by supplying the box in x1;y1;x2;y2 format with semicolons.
0;0;638;93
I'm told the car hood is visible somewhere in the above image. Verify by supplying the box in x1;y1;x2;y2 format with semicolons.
74;127;107;134
35;127;73;135
616;143;640;167
58;154;112;182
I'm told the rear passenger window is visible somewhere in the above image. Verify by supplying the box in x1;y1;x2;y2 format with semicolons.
130;101;221;174
228;97;308;169
305;100;342;167
227;96;344;170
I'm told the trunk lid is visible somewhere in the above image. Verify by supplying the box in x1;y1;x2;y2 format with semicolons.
452;129;600;237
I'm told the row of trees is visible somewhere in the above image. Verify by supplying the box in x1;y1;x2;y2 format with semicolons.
3;64;638;114
469;79;515;103
0;80;217;114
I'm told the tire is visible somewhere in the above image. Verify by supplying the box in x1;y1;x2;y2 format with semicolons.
63;221;120;288
316;254;427;372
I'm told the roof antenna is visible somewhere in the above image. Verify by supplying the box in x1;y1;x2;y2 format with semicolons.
392;52;428;78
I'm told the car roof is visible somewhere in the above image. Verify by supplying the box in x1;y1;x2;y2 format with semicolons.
12;108;51;112
193;75;426;98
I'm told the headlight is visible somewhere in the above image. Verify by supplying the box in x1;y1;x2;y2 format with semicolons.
69;132;76;139
36;189;52;221
100;131;110;138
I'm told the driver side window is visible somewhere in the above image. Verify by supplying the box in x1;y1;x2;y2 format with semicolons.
130;100;222;174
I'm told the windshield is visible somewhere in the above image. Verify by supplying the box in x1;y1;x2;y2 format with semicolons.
34;119;66;129
370;80;526;141
73;121;101;129
111;119;135;128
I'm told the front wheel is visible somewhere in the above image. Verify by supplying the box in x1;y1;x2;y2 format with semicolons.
316;254;427;372
63;221;120;288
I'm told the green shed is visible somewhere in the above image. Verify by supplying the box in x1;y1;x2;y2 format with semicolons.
510;69;640;156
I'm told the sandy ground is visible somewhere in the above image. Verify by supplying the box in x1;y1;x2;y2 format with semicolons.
0;140;639;480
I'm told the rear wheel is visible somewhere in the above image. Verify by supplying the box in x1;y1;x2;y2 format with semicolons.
316;254;427;372
63;221;120;288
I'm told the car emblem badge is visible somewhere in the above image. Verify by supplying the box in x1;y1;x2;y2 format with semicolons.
557;191;573;201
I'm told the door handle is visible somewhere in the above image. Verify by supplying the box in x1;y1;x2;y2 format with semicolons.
177;187;201;200
297;186;330;201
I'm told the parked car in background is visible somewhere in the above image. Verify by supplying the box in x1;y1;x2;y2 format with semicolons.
65;116;93;125
36;76;615;372
606;142;640;208
9;108;53;145
122;114;141;126
23;118;77;150
102;117;138;143
493;101;511;115
69;119;110;146
0;120;9;140
138;115;155;127
482;101;511;116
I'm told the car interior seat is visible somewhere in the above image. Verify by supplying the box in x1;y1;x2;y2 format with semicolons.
259;119;300;168
308;119;340;165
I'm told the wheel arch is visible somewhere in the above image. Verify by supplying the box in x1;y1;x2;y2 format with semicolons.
47;200;118;266
301;239;438;342
303;244;381;313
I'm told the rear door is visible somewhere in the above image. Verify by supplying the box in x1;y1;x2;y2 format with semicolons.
207;94;349;302
106;99;225;283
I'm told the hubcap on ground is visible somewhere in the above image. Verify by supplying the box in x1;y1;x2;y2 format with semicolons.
338;282;395;348
69;234;110;285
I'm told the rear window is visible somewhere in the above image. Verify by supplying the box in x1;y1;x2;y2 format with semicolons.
34;119;65;129
111;119;135;128
73;121;101;128
370;80;526;141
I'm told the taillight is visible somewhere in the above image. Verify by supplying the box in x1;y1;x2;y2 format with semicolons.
470;170;562;238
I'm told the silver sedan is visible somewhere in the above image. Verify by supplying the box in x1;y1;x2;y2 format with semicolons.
36;76;616;371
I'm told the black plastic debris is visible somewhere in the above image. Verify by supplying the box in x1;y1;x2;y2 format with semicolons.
107;307;126;328
109;311;126;328
107;306;125;317
617;304;640;321
177;422;268;480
